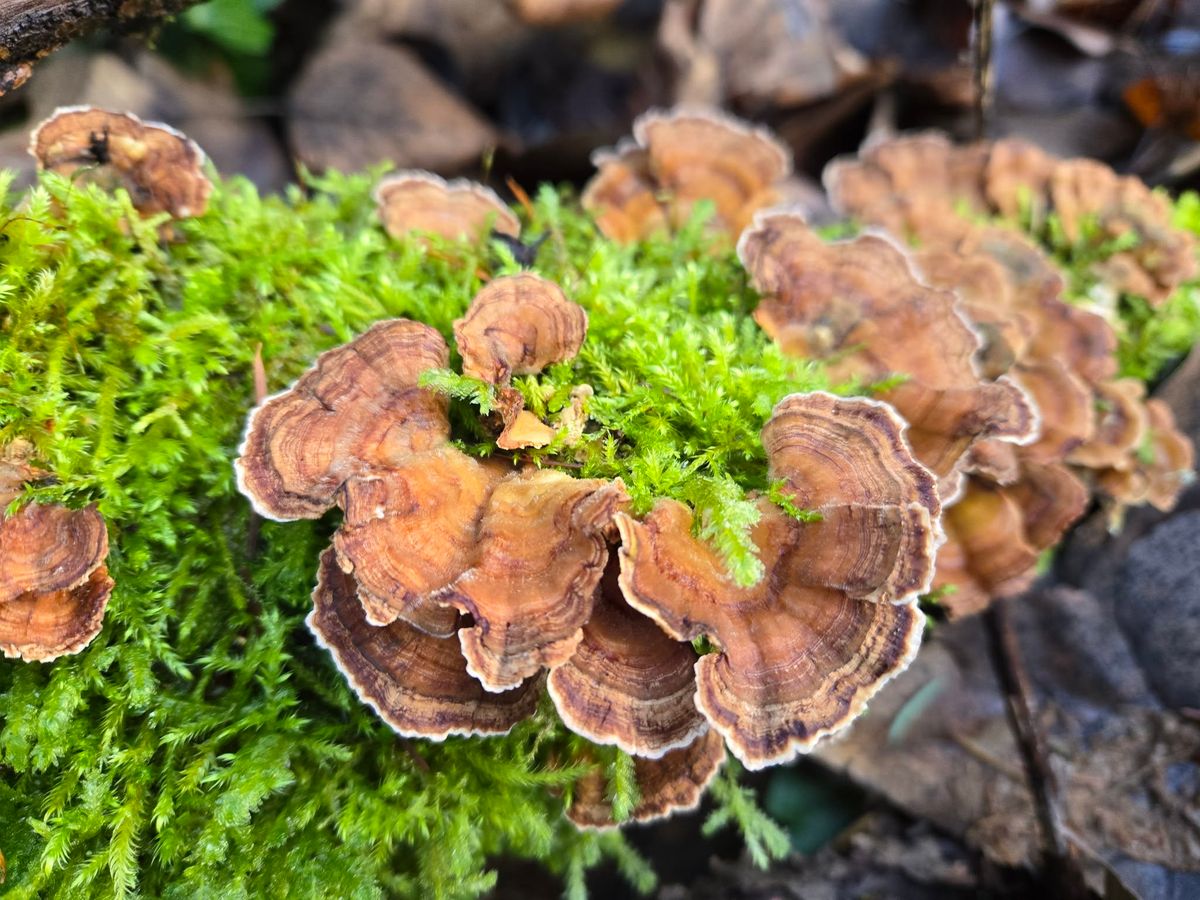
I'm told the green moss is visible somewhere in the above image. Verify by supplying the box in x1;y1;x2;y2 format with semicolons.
0;168;806;898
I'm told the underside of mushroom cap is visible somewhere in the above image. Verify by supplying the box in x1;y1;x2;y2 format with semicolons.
374;170;520;244
548;557;706;759
453;273;588;385
438;471;630;692
29;106;212;219
566;729;727;829
235;319;450;521
333;446;506;636
307;548;539;739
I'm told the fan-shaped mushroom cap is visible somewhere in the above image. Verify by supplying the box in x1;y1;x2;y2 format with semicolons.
740;213;1037;494
374;171;520;244
1007;462;1090;551
0;501;113;662
307;548;539;739
1068;378;1149;471
583;107;793;242
614;393;935;769
333;447;505;635
29;107;212;219
581;143;670;243
436;471;630;692
453;274;588;385
984;138;1056;221
567;730;727;829
1011;361;1096;464
235;319;450;521
1098;399;1195;513
496;409;558;450
548;559;706;758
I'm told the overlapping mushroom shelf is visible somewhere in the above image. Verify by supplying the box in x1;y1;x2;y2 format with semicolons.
235;265;941;827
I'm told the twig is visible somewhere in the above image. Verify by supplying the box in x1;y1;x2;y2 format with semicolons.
971;0;996;141
985;598;1088;898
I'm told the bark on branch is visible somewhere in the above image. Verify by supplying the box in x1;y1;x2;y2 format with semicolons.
0;0;203;95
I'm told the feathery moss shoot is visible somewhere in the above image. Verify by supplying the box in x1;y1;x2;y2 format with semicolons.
0;169;815;899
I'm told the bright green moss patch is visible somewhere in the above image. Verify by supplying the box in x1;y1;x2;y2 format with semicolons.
0;168;808;898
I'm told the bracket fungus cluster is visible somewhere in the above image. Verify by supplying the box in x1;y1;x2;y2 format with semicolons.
29;107;212;220
374;170;520;245
237;201;944;822
0;443;114;662
582;106;808;243
815;132;1196;615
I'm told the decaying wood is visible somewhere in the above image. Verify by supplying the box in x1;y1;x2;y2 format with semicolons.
0;0;202;94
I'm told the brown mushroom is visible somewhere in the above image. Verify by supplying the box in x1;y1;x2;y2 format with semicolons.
615;393;935;768
308;547;539;738
235;319;450;521
583;106;794;242
548;558;707;758
0;450;114;661
374;170;520;244
566;730;727;829
1098;399;1195;513
332;446;505;635
453;274;588;385
496;409;558;451
1011;361;1095;464
740;212;1037;497
1068;378;1149;471
436;471;630;692
29;107;212;219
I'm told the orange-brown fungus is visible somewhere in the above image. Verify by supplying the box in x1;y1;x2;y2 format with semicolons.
615;393;934;768
1068;378;1149;471
0;450;114;661
307;548;539;739
1098;399;1195;513
29;106;212;219
740;211;1036;497
548;559;706;758
437;471;629;692
374;171;520;244
583;106;794;242
332;446;504;636
236;319;450;521
453;273;588;385
567;730;727;829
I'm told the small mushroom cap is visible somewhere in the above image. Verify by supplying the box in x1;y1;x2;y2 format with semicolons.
307;548;539;739
1098;399;1196;513
1068;378;1149;471
635;107;791;234
1006;462;1089;551
453;274;588;384
496;409;558;450
374;171;520;244
984;138;1056;221
0;502;110;605
29;106;212;219
614;393;935;769
333;447;504;635
548;559;706;759
235;319;450;521
438;471;630;692
0;566;115;663
1011;361;1096;464
567;729;727;829
581;143;669;243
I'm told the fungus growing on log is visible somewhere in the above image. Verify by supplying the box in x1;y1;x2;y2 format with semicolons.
453;273;588;385
615;393;935;769
436;471;630;692
739;211;1036;499
307;548;539;739
583;107;797;242
374;171;520;244
235;319;450;522
566;730;727;829
548;560;706;758
0;448;114;662
29;107;212;219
